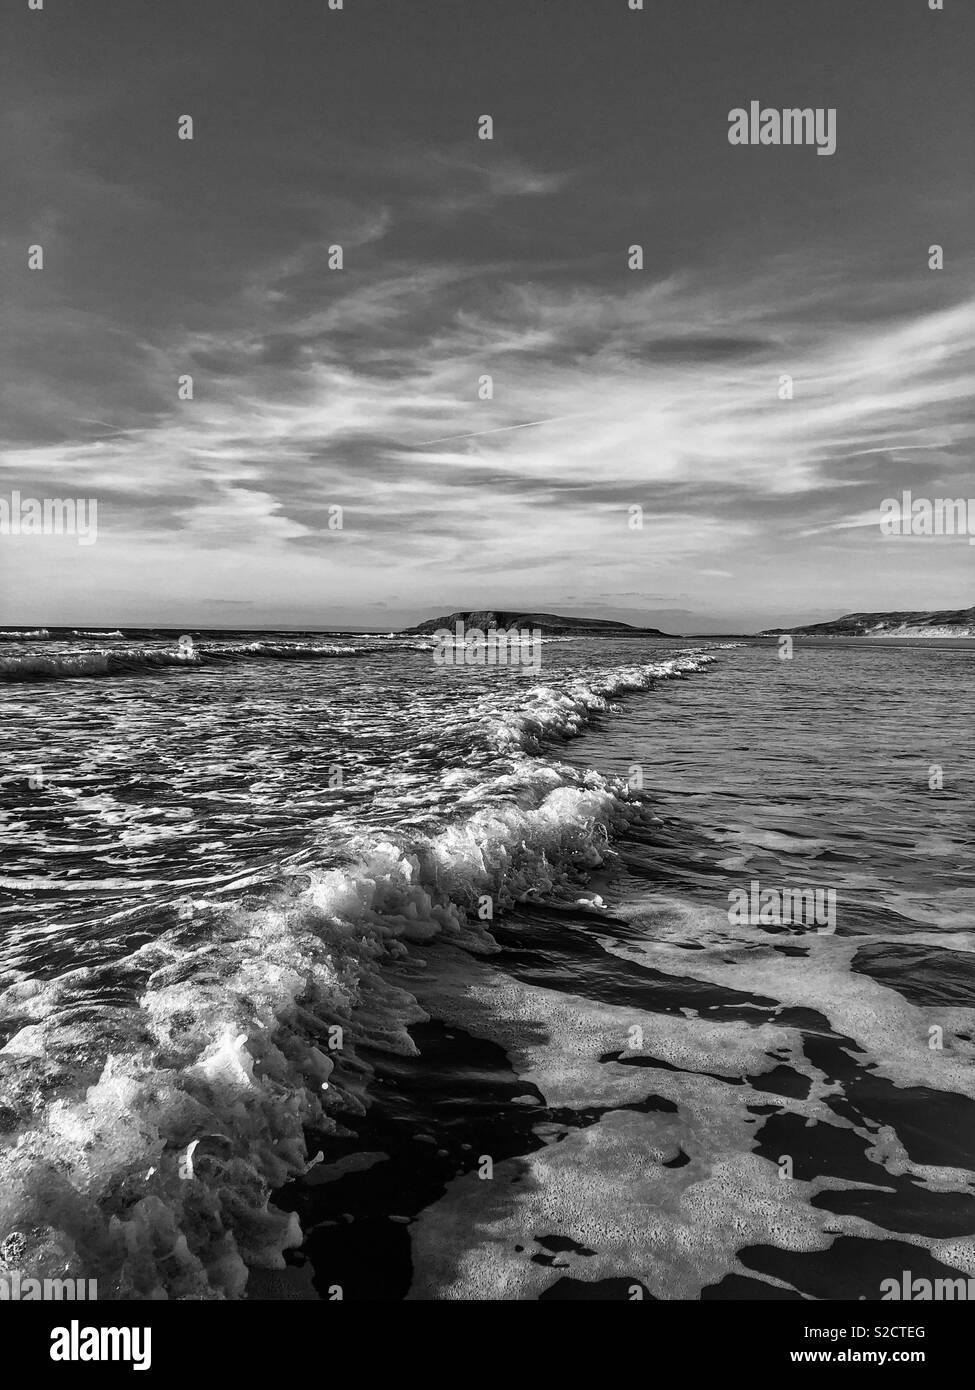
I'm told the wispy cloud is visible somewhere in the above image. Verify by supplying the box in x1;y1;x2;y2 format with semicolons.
3;38;973;626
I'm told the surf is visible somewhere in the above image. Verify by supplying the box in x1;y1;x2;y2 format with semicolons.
0;649;719;1298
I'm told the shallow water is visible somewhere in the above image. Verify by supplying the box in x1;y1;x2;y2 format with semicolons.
0;633;972;1298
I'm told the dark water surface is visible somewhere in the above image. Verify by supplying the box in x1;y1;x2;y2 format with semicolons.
281;640;975;1300
0;633;972;1298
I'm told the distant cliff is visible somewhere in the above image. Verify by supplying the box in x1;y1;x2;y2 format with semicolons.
761;605;975;638
400;609;671;637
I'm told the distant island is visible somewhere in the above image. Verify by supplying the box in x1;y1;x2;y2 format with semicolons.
761;604;975;639
400;609;671;637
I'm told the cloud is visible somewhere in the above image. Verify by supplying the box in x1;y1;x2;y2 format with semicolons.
3;87;974;625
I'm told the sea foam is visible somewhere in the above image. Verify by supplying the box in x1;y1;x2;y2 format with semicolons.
0;640;424;683
0;651;717;1297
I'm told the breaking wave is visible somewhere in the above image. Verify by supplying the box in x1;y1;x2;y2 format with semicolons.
0;651;718;1298
0;640;433;683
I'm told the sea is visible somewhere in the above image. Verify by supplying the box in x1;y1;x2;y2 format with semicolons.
0;627;972;1300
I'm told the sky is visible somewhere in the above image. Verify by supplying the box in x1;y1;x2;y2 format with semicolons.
1;0;973;633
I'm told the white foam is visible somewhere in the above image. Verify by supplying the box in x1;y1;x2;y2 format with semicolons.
0;651;726;1296
400;936;974;1300
0;638;431;682
610;896;975;1097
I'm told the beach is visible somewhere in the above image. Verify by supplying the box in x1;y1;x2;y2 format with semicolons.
1;634;972;1299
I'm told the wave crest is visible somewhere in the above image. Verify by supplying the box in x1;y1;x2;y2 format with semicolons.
0;640;398;683
0;650;720;1297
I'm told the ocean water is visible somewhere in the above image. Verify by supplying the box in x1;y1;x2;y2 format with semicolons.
0;631;972;1300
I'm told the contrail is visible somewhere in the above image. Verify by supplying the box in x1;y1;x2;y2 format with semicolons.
78;418;131;438
414;412;592;447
